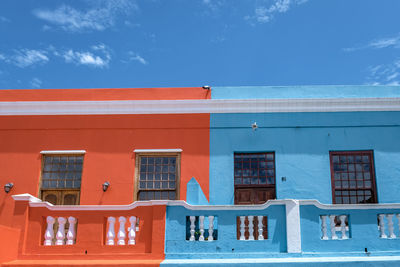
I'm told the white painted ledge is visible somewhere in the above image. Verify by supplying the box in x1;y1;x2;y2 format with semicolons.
0;98;399;115
11;194;400;211
299;199;400;210
134;149;182;153
40;150;86;155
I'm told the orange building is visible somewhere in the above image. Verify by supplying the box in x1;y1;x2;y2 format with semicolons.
0;87;210;266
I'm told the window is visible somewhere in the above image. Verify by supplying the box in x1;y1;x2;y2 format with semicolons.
330;151;377;204
135;154;180;200
234;152;276;205
40;154;83;205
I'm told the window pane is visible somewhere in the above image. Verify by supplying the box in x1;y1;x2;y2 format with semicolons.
330;151;376;204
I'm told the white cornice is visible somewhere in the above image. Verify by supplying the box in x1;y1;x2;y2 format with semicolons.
134;149;182;153
40;150;86;154
0;98;400;115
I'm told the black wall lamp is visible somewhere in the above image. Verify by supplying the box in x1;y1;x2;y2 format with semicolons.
4;183;14;193
102;181;110;192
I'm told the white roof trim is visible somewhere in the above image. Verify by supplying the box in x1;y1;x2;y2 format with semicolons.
0;98;399;115
134;149;182;153
40;150;86;154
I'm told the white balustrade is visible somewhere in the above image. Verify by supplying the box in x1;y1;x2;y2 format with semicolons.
187;215;217;241
378;214;400;239
128;216;137;245
44;216;55;246
320;215;349;240
44;216;77;246
321;215;329;240
257;216;264;240
55;217;66;245
237;216;267;241
106;216;140;246
66;217;77;245
208;216;214;241
189;216;196;241
239;216;246;241
117;217;127;245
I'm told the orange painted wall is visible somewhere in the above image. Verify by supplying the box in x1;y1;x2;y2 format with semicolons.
0;225;19;263
0;87;211;101
0;113;210;228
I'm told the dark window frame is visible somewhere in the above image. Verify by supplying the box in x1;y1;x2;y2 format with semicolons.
329;150;378;204
39;154;84;205
134;153;180;201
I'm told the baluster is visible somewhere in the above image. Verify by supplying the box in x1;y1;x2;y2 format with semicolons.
55;217;66;245
387;214;396;238
248;216;255;240
208;216;214;241
66;217;77;245
128;216;137;245
107;217;116;245
339;215;348;240
189;216;196;241
321;215;328;240
257;216;264;240
199;216;205;241
118;216;127;245
329;215;338;240
378;214;387;238
44;216;55;246
239;216;246;240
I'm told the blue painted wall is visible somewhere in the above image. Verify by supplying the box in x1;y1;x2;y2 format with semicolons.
165;205;287;258
211;85;400;99
300;205;400;254
209;111;400;205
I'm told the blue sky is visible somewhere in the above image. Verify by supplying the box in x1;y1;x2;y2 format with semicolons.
0;0;399;89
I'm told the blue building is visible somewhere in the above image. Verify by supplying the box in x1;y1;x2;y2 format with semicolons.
164;85;400;266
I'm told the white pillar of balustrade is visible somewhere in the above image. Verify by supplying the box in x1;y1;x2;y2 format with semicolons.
321;215;329;240
199;216;205;241
128;216;137;245
239;216;246;240
248;216;255;240
387;214;396;238
117;216;127;245
285;200;302;253
55;217;66;245
208;216;214;241
378;214;387;238
329;215;338;240
257;216;264;240
339;215;348;240
66;216;77;245
107;217;116;245
189;216;196;241
44;216;55;246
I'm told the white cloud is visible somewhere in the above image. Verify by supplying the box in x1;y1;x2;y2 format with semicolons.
344;34;400;52
365;59;400;86
60;44;112;68
14;49;49;67
127;51;148;65
33;0;137;32
246;0;307;25
30;77;42;88
0;49;49;68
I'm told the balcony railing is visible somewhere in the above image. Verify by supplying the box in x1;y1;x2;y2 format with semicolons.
12;194;166;260
11;194;400;260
